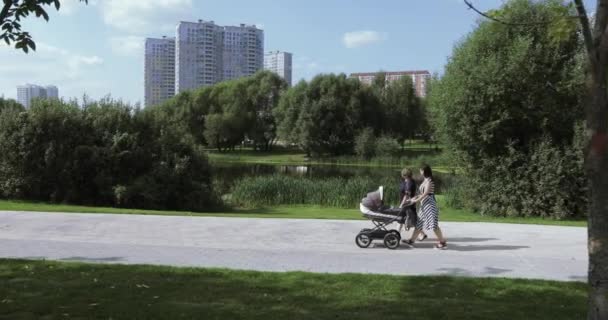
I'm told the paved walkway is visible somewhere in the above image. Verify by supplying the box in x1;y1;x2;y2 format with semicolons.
0;211;587;281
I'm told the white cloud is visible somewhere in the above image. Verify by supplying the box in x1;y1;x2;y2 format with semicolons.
109;36;144;56
35;43;103;77
343;30;387;49
99;0;193;32
0;42;104;99
57;0;97;16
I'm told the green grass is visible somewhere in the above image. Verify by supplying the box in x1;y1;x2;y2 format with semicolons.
0;195;586;227
0;259;587;320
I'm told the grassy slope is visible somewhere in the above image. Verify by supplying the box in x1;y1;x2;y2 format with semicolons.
0;259;587;320
0;195;586;227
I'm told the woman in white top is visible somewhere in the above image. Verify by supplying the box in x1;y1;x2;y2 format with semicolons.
403;164;447;249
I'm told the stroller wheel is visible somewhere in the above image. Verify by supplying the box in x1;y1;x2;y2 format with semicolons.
355;233;372;248
384;233;400;250
389;230;401;240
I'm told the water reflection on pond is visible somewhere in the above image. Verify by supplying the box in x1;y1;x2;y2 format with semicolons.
212;163;403;183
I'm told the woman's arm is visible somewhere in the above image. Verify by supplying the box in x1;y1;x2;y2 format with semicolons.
412;180;431;203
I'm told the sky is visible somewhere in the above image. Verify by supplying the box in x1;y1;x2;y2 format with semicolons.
0;0;597;105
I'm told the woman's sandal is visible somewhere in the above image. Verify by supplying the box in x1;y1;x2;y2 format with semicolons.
435;241;448;250
418;234;428;242
402;239;414;247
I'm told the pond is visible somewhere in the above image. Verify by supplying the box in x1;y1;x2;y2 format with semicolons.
211;162;454;194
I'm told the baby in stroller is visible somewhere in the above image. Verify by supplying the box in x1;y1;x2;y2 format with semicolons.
356;186;415;249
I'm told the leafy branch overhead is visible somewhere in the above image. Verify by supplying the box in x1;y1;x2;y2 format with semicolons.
0;0;87;53
464;0;580;44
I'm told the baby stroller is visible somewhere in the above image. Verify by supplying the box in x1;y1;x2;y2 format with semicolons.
356;186;415;250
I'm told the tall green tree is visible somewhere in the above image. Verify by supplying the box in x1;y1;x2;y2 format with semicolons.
1;0;87;52
462;1;608;316
432;0;586;215
383;76;422;144
247;71;288;151
275;74;375;156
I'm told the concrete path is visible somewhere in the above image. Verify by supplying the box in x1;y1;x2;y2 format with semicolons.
0;211;587;281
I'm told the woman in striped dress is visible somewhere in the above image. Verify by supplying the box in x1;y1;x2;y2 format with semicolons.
403;164;447;249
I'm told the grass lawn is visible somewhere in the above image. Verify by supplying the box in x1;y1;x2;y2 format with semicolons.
0;195;586;227
0;259;587;320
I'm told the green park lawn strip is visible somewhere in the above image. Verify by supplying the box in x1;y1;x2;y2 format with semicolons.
0;259;586;320
0;195;586;227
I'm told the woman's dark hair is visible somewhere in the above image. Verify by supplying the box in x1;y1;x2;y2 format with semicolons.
420;164;433;179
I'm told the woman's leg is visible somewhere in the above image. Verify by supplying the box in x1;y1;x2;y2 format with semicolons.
408;229;423;242
434;227;446;244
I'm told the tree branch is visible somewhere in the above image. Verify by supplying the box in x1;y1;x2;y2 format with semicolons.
464;0;582;26
573;0;597;69
0;0;12;23
464;0;549;26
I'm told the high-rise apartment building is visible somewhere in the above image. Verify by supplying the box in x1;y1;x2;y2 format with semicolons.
16;84;59;108
350;70;432;98
175;20;263;93
175;20;224;92
222;24;264;81
145;36;176;107
264;51;292;86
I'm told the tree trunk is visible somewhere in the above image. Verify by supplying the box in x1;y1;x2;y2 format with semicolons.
587;75;608;320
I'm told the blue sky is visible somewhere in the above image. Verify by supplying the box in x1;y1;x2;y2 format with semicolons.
0;0;596;105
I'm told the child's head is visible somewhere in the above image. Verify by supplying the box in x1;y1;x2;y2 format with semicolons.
401;168;413;179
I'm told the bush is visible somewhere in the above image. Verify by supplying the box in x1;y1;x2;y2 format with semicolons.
0;98;219;211
354;128;376;159
375;136;401;157
428;0;586;218
467;136;587;218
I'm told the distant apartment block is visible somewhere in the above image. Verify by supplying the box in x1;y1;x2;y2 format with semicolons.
175;20;264;93
16;84;58;108
350;70;431;98
175;20;223;92
145;36;176;107
264;51;293;86
223;24;264;81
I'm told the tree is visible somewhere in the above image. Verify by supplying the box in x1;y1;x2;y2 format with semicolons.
383;76;422;144
275;74;373;156
1;0;87;52
573;1;608;318
464;0;608;317
247;71;287;151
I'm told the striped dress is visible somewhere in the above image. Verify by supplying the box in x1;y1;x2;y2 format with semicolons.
416;178;439;231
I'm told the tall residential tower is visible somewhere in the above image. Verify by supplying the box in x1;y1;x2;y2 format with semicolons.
144;36;176;107
264;51;292;86
17;84;58;108
175;20;264;93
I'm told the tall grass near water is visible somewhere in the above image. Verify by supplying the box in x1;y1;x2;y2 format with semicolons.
231;175;397;208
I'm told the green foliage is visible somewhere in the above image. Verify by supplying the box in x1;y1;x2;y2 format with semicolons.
231;175;399;208
274;74;375;156
354;128;376;159
156;71;287;152
382;76;423;143
430;0;586;218
274;72;425;156
375;135;401;157
0;98;24;114
230;173;451;208
0;98;218;211
0;0;88;52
